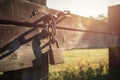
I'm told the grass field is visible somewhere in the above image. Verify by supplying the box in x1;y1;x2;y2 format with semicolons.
49;48;110;80
50;48;108;73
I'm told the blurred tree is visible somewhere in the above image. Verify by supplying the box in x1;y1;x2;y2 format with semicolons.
97;14;108;22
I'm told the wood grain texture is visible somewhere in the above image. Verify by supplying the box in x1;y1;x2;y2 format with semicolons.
0;0;49;71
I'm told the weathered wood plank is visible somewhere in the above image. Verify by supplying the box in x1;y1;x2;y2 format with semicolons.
0;42;49;72
0;0;49;49
4;53;49;80
0;0;49;22
108;5;120;79
28;0;46;6
0;0;49;71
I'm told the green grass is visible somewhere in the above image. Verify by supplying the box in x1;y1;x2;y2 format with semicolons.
50;48;108;73
49;48;110;80
49;64;110;80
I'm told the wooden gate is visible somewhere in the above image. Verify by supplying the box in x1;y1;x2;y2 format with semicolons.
0;0;49;80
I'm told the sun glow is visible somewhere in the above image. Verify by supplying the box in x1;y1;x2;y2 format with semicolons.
47;0;120;18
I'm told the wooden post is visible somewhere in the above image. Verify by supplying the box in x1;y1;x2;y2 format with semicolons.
109;47;120;76
108;5;120;79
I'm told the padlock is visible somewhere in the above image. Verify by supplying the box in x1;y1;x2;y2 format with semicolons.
49;42;64;65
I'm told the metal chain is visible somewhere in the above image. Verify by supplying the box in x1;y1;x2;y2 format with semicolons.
46;8;60;48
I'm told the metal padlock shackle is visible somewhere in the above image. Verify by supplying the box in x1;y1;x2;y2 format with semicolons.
49;31;59;47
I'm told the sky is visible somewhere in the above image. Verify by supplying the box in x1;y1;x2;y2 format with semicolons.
47;0;120;18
